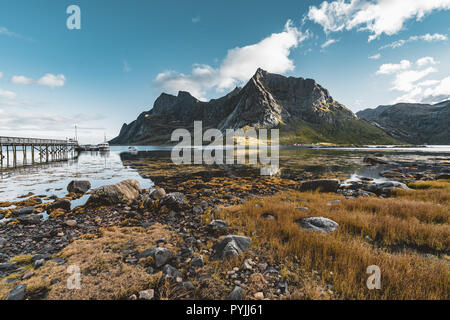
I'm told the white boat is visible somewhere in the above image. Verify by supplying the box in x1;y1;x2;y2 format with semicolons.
98;142;110;151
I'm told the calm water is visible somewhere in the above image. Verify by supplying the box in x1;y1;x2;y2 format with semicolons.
1;145;449;205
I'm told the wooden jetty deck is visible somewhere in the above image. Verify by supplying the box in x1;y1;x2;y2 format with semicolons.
0;136;78;169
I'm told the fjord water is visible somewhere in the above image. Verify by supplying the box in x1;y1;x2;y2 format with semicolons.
1;145;449;205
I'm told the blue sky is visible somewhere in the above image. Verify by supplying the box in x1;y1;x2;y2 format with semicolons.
0;0;449;143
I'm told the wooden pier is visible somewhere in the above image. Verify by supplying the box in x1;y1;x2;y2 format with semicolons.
0;136;78;169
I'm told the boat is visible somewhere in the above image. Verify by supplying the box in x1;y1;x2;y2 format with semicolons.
128;147;138;152
98;142;110;151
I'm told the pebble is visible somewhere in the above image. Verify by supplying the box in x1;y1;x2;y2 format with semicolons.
254;292;264;299
65;220;77;227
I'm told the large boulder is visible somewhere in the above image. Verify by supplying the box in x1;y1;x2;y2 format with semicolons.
299;179;340;193
211;235;251;260
6;284;26;300
11;206;35;216
364;181;410;195
159;192;188;211
86;180;141;206
67;180;91;194
16;214;42;225
296;217;338;233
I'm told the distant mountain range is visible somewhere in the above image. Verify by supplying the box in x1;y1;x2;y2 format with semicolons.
110;69;406;145
357;101;450;144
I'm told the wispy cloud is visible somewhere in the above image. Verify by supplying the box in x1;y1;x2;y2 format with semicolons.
380;33;448;50
375;56;449;103
321;38;339;49
307;0;450;41
11;73;66;89
0;26;33;41
369;53;381;60
0;89;17;100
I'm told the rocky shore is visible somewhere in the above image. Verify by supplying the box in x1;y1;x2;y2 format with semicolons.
1;153;449;300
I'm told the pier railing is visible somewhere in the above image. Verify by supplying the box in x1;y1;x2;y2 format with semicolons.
0;136;78;146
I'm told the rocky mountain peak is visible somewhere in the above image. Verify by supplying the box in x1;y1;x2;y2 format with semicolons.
110;68;397;145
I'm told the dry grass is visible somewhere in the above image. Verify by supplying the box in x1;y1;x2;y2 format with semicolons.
0;224;178;300
212;180;450;300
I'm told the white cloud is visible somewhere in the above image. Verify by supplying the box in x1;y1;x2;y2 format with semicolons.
376;59;411;74
307;0;450;41
369;53;381;60
380;33;448;49
11;73;66;88
421;76;450;102
154;20;309;100
37;74;65;88
392;67;437;92
11;75;34;85
416;56;437;67
0;89;17;99
376;56;449;103
321;38;339;48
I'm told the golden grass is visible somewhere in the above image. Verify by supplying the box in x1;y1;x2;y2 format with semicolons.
212;181;450;300
0;224;178;300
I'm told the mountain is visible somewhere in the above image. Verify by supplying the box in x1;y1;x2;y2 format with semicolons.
110;69;401;145
357;101;450;144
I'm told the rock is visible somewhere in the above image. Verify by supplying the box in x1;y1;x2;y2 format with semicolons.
178;281;195;291
254;292;264;300
227;286;243;300
67;180;91;194
86;180;141;206
150;188;166;200
34;259;45;269
208;220;228;232
16;214;41;225
243;259;253;270
364;181;410;195
6;284;26;300
436;173;450;180
277;281;289;295
65;220;77;227
46;199;71;212
32;253;52;262
11;206;35;216
159;192;188;211
299;179;340;193
193;206;203;215
211;235;251;260
162;264;181;280
0;262;18;271
138;247;173;267
261;213;276;220
22;271;34;280
363;156;387;165
295;207;309;211
138;289;154;300
297;217;338;233
191;256;204;268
